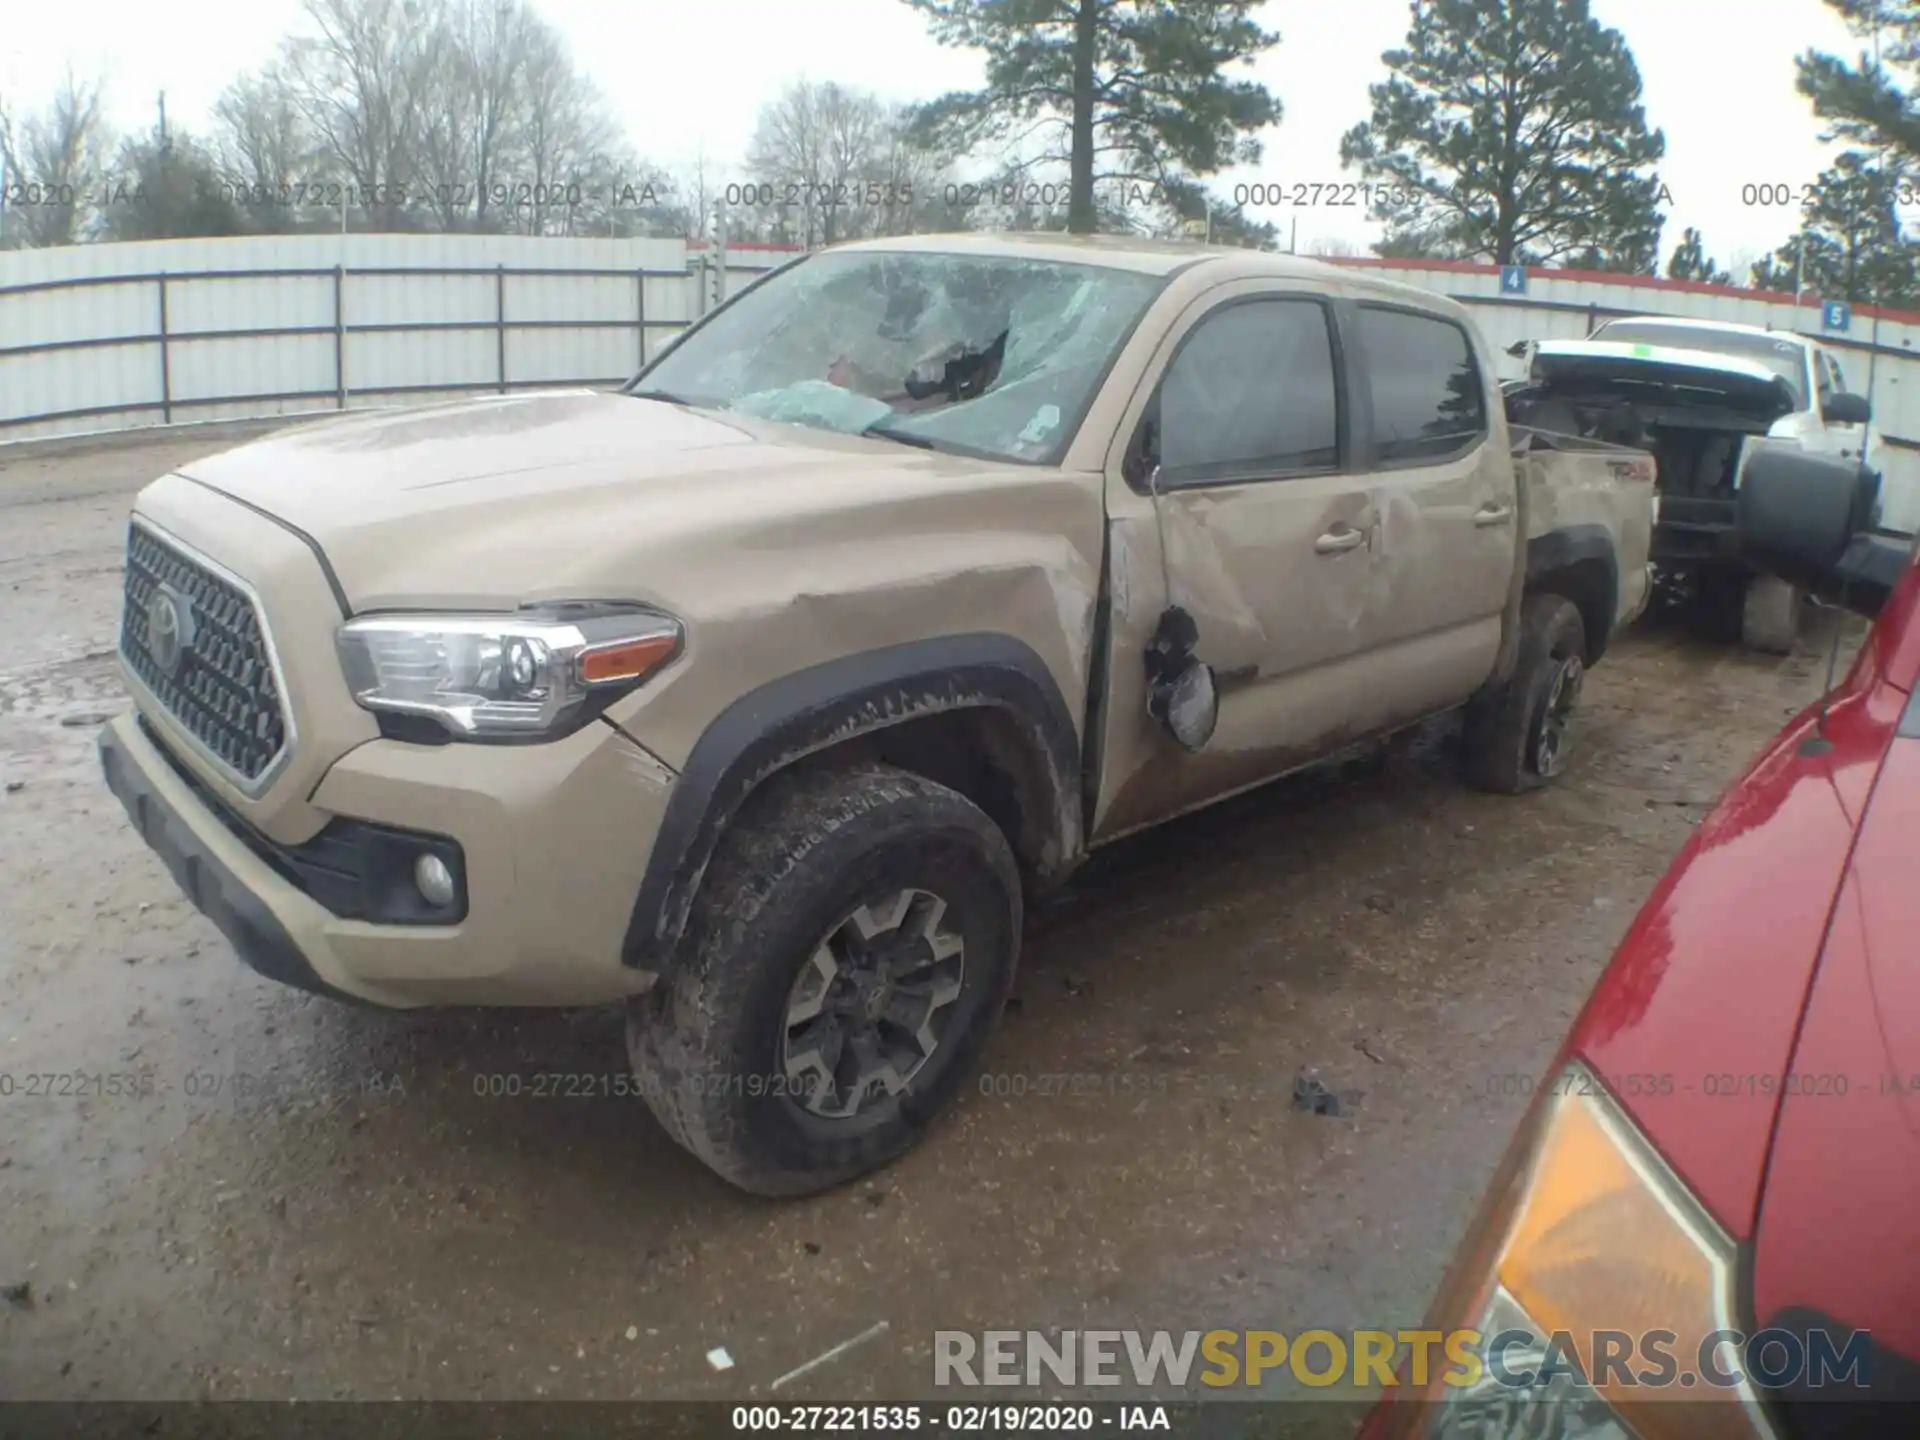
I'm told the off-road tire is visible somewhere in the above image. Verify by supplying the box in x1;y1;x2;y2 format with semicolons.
1740;573;1804;655
627;762;1021;1196
1462;594;1589;795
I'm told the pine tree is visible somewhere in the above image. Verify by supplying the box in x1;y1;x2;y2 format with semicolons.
900;0;1280;234
1341;0;1669;269
1753;152;1919;307
1797;0;1920;165
1666;228;1732;286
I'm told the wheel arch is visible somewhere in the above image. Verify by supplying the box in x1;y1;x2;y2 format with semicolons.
621;634;1084;974
1526;525;1619;663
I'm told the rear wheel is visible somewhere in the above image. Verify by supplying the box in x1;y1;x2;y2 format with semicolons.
1694;566;1748;643
1740;573;1804;654
628;762;1021;1196
1463;594;1588;795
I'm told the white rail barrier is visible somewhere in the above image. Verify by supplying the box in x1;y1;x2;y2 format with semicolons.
0;233;791;444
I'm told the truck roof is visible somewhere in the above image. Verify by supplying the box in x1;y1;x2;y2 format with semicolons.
1597;314;1818;347
825;231;1469;316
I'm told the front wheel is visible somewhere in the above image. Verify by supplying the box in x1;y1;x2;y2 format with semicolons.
628;762;1021;1196
1462;594;1589;794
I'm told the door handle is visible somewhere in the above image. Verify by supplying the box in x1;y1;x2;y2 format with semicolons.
1474;503;1514;527
1314;527;1367;554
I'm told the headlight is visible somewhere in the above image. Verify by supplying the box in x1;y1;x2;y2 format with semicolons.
1398;1063;1777;1440
337;604;681;740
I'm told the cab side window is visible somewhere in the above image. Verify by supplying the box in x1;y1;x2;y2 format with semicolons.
1154;299;1340;486
1356;306;1487;464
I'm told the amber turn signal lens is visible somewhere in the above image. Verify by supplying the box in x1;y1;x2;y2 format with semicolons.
578;633;679;685
1482;1076;1769;1440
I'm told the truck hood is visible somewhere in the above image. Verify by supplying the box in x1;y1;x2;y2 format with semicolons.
172;389;1049;611
1529;340;1798;423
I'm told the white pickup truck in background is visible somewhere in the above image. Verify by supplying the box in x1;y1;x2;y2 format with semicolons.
1505;315;1883;652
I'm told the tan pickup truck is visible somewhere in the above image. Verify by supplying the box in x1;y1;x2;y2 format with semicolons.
98;234;1653;1195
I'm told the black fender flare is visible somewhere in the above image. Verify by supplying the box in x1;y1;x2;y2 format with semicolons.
1525;524;1620;662
620;633;1083;973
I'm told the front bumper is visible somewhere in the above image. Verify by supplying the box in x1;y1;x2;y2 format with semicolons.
100;710;676;1008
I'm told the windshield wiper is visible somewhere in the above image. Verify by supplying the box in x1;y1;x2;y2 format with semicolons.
628;388;700;407
860;421;938;450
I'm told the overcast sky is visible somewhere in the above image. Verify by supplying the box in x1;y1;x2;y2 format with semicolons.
0;0;1888;267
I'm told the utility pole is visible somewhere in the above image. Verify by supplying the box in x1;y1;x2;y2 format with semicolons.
1867;0;1886;422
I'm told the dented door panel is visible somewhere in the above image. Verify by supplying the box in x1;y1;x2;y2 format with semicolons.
1355;447;1513;703
1094;473;1381;838
1089;277;1390;840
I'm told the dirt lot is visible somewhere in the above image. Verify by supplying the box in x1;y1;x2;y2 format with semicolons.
0;424;1856;1410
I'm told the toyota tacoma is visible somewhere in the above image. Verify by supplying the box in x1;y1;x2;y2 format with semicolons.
99;234;1654;1195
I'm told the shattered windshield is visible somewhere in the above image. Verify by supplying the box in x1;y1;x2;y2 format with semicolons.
629;250;1166;463
1590;321;1809;406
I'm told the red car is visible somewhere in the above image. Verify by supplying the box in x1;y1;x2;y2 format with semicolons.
1364;450;1919;1440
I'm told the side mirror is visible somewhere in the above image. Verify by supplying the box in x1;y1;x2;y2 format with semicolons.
1143;606;1218;753
1737;446;1882;594
1825;391;1871;426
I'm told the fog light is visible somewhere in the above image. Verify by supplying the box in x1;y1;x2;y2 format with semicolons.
414;854;457;908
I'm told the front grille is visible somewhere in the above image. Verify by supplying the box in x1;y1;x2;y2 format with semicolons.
120;523;288;787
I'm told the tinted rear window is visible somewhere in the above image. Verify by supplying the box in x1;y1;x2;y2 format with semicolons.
1358;307;1486;464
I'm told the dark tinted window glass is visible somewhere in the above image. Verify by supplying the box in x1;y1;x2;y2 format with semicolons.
1359;307;1486;463
1158;300;1338;481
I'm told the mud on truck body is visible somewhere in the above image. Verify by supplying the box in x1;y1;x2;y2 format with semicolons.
99;234;1654;1195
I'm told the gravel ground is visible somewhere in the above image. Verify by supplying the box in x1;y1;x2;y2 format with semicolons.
0;423;1857;1413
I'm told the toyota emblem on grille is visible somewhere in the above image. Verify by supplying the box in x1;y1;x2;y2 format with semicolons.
146;585;194;676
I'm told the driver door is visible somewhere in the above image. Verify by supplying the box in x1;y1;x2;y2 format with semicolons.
1089;282;1384;840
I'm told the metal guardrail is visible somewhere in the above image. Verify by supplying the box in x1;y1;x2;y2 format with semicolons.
0;260;767;433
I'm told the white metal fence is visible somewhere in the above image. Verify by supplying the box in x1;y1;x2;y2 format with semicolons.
1333;256;1920;533
0;233;791;444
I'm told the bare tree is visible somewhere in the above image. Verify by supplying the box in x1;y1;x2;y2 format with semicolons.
869;104;953;236
512;18;621;235
221;0;643;236
678;145;719;238
745;81;947;245
746;80;829;245
0;71;113;246
279;0;436;229
415;0;538;230
212;68;324;231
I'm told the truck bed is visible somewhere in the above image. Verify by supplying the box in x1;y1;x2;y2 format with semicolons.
1511;426;1658;633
